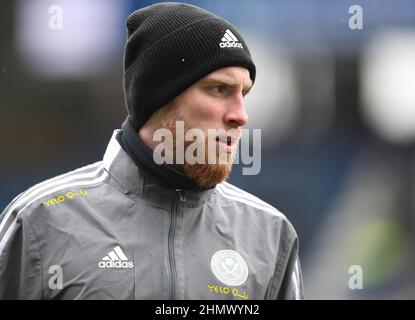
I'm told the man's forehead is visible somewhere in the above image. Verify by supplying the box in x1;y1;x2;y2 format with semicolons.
203;67;253;88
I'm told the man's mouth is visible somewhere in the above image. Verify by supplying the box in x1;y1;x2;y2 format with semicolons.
215;136;236;153
216;136;232;145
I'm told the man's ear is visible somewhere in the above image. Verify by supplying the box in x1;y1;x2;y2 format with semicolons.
157;101;177;128
138;102;175;149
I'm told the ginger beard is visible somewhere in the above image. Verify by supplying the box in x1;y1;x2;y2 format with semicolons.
163;113;240;188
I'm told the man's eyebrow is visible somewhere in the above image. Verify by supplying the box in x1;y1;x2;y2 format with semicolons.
203;76;253;91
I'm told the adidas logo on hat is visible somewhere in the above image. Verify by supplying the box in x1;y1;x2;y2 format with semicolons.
219;29;243;48
98;245;134;269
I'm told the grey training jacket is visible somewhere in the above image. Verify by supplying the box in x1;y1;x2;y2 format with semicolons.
0;130;304;300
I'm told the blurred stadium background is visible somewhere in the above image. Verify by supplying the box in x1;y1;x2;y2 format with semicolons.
1;0;415;299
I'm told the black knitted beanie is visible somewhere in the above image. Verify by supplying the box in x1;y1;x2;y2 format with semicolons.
123;2;256;130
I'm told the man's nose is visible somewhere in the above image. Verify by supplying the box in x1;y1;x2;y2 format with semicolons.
224;94;249;127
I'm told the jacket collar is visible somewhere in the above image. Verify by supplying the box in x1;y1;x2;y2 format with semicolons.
103;130;216;208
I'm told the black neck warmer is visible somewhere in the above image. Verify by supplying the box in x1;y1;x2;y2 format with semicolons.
116;117;209;191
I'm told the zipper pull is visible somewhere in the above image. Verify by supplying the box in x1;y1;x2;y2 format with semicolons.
176;189;185;201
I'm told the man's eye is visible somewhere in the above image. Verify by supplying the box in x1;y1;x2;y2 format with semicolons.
211;85;227;94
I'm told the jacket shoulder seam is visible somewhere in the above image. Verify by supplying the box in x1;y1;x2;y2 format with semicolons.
216;183;287;219
0;163;107;248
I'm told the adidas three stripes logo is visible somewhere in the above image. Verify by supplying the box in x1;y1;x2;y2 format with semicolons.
219;29;243;48
98;245;134;269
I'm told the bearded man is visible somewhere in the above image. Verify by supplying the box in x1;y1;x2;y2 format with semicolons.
0;2;304;300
